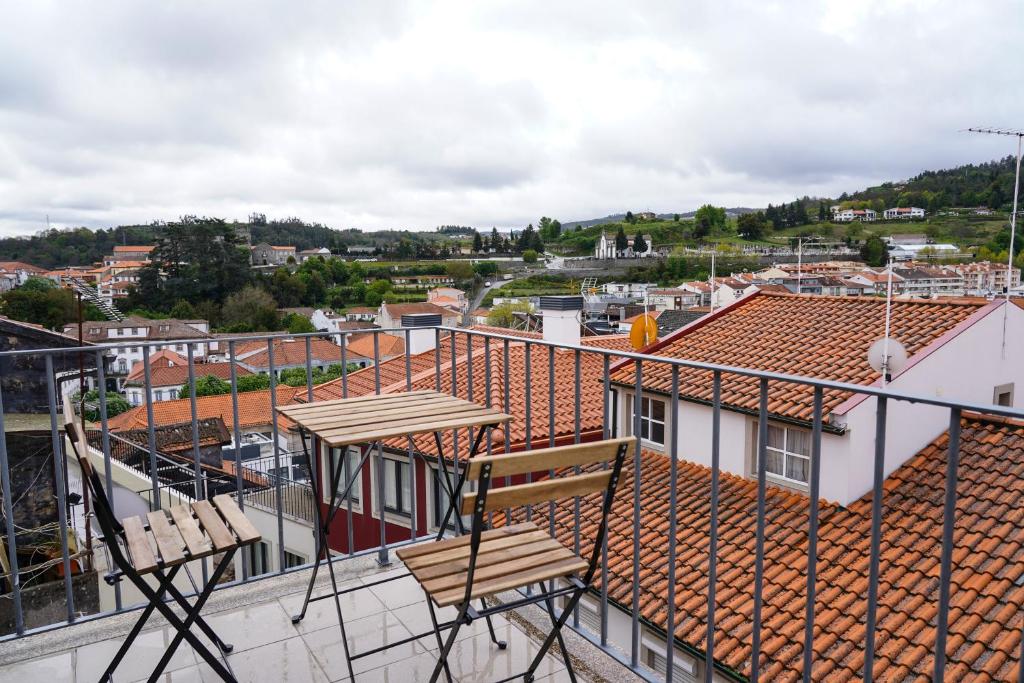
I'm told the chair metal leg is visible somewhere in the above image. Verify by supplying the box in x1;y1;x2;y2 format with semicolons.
523;586;585;683
164;570;233;652
426;594;455;683
145;550;238;682
539;584;577;683
98;565;182;681
324;543;357;682
430;601;470;683
480;596;507;649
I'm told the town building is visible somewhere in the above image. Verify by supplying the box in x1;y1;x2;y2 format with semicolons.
594;231;655;258
377;302;459;334
250;243;296;266
295;247;331;263
832;208;877;222
62;317;215;379
123;349;251;405
0;261;46;290
646;288;704;311
426;286;468;314
883;207;926;220
950;260;1022;295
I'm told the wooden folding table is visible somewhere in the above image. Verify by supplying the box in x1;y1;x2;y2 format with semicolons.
276;390;513;681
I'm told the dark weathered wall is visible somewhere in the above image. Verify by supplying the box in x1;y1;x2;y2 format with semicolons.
0;570;100;635
0;320;97;414
1;431;58;547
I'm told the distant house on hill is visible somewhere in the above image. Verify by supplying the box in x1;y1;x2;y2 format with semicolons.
250;243;296;266
594;231;655;259
883;207;925;220
832;208;877;222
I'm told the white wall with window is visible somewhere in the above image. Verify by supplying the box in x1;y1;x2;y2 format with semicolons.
368;452;414;525
761;423;811;488
620;392;670;450
323;445;363;513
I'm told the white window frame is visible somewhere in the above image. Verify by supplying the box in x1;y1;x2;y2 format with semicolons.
283;549;307;569
994;383;1014;407
368;452;413;526
325;445;363;513
427;463;469;534
628;394;667;447
762;423;811;487
248;540;272;576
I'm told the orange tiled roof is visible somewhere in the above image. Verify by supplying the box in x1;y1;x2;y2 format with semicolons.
523;414;1024;680
0;261;45;273
344;332;405;360
468;325;543;340
108;386;301;432
113;245;156;253
237;337;371;368
610;292;989;423
383;302;455;318
125;360;251;387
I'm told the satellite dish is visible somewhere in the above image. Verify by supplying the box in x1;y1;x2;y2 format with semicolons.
630;314;658;350
867;337;908;378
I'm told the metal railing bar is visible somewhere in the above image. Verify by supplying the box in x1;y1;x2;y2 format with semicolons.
803;386;824;682
704;370;722;682
933;407;962;679
141;345;159;510
373;331;381;395
631;359;643;667
304;336;314;404
547;345;556;538
750;377;769;682
601;353;611;648
863;396;887;682
266;339;286;573
572;348;582;629
666;365;681;682
93;352;121;609
339;332;349;399
228;340;249;580
0;383;24;634
44;356;75;624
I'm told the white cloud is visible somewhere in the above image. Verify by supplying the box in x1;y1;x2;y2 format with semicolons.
0;0;1019;235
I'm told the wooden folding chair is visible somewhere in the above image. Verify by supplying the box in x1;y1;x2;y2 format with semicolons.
63;398;261;683
396;437;631;683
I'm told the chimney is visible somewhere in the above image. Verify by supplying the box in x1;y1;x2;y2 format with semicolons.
401;313;441;355
539;295;583;347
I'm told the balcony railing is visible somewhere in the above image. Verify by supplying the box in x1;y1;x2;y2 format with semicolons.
0;324;1022;682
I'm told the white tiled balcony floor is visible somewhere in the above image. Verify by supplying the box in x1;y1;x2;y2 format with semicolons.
0;561;582;683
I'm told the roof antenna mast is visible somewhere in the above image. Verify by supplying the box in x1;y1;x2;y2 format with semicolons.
965;127;1023;358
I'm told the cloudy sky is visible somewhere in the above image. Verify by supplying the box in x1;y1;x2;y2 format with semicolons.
0;0;1020;236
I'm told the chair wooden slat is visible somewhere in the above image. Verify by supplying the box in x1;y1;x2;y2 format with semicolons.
146;511;186;567
122;516;158;574
466;438;631;479
431;556;588;607
278;390;438;417
460;470;612;516
169;505;211;558
396;523;536;561
410;537;562;583
212;495;261;544
420;547;575;595
402;530;551;571
191;500;237;551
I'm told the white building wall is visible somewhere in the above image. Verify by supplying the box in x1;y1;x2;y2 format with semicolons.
832;302;1024;504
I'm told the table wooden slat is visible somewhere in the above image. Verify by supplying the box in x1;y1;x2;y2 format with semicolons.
277;390;512;448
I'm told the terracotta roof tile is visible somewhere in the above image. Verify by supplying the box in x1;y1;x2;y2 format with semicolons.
108;386;301;432
507;414;1024;680
610;292;988;423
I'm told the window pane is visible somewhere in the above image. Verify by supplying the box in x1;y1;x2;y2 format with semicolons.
640;420;650;439
384;460;398;509
786;454;810;483
400;461;412;513
651;422;665;444
767;425;785;450
651;399;665;421
765;449;784;476
788;429;811;455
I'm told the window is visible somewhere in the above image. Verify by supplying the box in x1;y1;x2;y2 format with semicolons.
117;327;125;336
994;383;1014;407
562;596;602;635
283;550;306;569
643;641;698;682
248;541;271;576
117;359;128;374
764;424;811;485
382;457;412;516
632;396;666;445
154;390;163;401
431;466;467;532
329;447;361;505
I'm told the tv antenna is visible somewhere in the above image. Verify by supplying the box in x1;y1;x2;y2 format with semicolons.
965;127;1023;358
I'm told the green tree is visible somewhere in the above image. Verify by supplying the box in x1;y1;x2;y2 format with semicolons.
78;389;131;421
632;233;648;255
445;260;475;281
282;312;315;334
486;302;533;328
818;201;828;222
522;249;539;263
221;286;279;332
693;205;726;239
169;300;196;319
0;277;78;330
179;374;231;399
237;374;272;392
736;212;768;240
624;211;635;224
472;231;484;253
614;227;629;253
860;235;889;267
